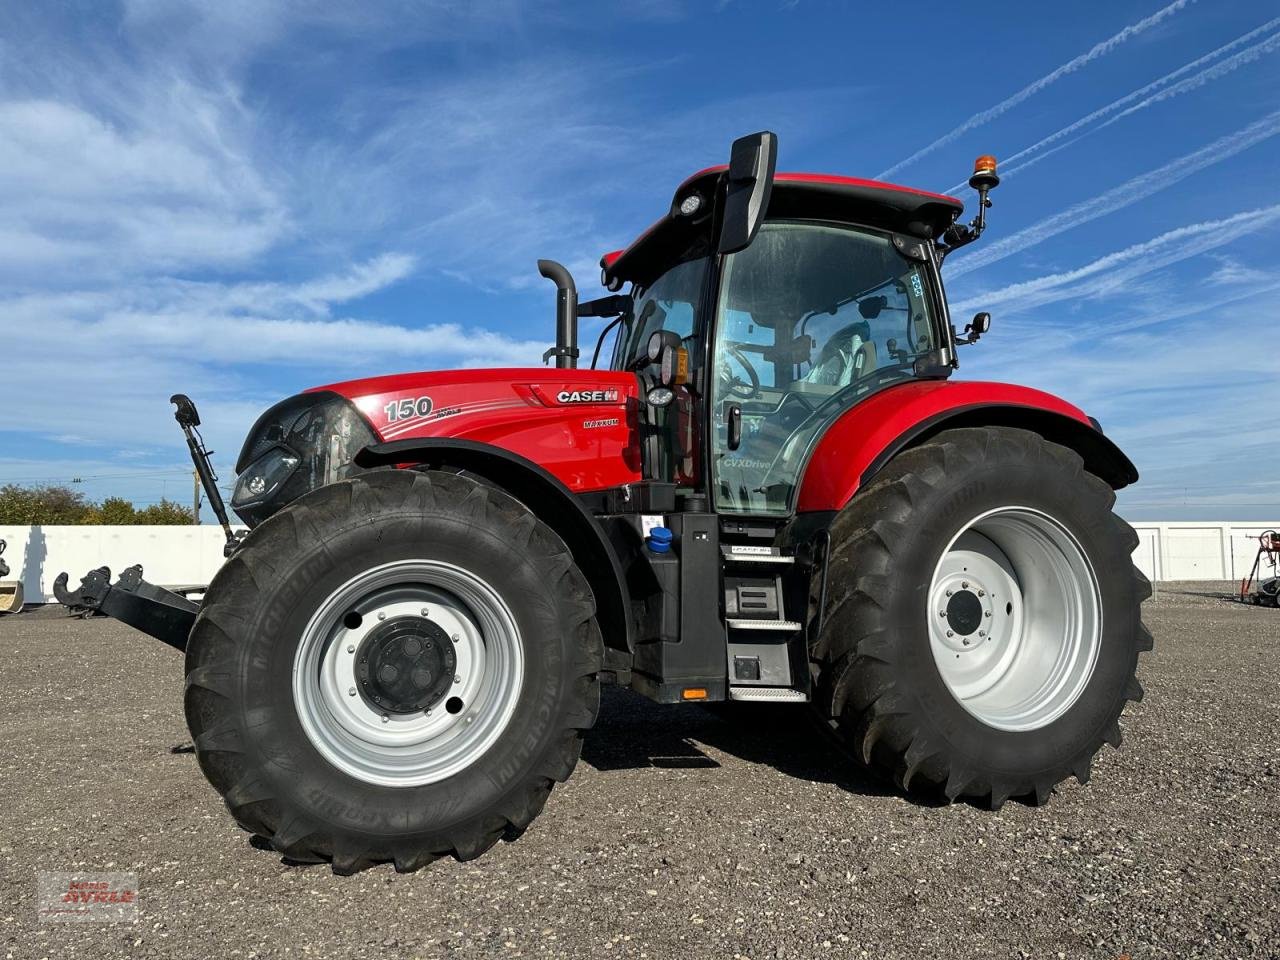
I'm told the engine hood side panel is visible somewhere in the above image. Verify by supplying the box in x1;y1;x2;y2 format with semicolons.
312;369;643;494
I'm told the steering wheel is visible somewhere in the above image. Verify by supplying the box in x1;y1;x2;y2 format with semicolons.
720;342;761;399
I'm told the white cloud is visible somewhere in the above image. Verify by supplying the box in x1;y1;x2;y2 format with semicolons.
0;92;286;279
1204;256;1273;287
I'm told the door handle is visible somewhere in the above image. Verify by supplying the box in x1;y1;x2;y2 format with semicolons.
727;404;742;451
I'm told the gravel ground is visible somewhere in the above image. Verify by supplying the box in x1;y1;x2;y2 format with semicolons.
2;582;1278;959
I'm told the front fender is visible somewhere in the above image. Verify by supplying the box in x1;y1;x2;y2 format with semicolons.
796;380;1138;513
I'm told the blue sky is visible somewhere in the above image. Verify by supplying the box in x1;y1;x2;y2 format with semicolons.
1;0;1277;520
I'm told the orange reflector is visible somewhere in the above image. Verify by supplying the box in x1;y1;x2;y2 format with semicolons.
681;687;708;701
973;154;998;175
662;346;690;386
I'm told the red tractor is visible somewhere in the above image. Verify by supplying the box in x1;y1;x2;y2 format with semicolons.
57;133;1150;874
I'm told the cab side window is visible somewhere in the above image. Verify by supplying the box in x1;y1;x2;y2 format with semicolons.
711;221;938;514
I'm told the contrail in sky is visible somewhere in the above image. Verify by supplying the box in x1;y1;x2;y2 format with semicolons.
876;0;1196;180
950;204;1280;317
942;17;1280;194
945;109;1280;279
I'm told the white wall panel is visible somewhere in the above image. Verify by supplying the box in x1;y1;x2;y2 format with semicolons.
1;520;1277;603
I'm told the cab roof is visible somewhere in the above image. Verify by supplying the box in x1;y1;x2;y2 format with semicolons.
600;166;964;287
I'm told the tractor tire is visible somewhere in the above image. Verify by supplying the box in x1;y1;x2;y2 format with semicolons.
183;469;602;873
812;426;1151;809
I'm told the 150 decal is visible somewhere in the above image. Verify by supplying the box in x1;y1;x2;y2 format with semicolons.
384;396;433;422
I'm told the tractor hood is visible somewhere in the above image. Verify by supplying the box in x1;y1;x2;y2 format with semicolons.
231;369;641;527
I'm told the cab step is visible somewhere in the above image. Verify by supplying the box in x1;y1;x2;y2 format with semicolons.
726;618;802;632
721;544;795;565
728;687;808;703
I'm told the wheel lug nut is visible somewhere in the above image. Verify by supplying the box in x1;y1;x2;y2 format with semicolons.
346;644;355;653
452;634;460;642
348;687;356;697
984;611;992;618
945;590;952;597
377;612;386;621
940;611;947;618
977;590;984;597
961;638;970;646
454;674;462;684
962;581;969;589
421;608;430;617
978;630;986;637
381;715;389;724
946;630;954;638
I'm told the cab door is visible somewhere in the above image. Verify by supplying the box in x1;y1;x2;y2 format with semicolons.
709;221;943;515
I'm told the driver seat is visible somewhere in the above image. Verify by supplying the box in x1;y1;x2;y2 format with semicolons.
852;338;877;381
805;321;877;387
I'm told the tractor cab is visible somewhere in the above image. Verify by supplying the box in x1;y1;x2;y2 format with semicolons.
594;147;967;515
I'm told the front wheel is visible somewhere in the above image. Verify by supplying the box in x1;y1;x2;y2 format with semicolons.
184;469;602;873
813;427;1152;808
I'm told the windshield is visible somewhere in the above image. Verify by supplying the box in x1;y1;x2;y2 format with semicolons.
612;257;708;370
712;221;940;515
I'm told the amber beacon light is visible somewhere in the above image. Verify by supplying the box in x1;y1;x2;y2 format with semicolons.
970;155;1000;190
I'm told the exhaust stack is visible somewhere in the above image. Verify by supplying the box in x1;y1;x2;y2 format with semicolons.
538;259;579;369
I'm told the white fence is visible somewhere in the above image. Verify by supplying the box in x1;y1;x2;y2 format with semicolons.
1;521;1277;604
0;525;245;603
1129;522;1279;584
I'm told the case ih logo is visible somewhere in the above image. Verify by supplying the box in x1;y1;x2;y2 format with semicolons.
556;389;619;404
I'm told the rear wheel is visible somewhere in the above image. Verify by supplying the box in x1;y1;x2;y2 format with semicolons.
813;427;1151;808
184;469;602;873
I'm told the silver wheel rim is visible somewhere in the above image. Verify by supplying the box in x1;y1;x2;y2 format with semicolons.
292;559;524;787
928;506;1101;732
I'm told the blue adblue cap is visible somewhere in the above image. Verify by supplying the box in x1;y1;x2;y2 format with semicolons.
646;526;673;553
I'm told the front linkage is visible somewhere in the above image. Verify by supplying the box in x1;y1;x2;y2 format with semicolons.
54;395;237;650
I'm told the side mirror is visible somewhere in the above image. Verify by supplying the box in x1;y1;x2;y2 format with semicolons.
646;330;688;387
646;329;681;364
718;131;777;255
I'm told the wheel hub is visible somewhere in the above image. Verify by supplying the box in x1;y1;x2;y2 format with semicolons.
945;589;985;636
931;556;1005;656
355;617;456;715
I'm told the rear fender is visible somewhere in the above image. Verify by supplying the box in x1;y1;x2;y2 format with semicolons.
796;381;1138;513
355;438;633;654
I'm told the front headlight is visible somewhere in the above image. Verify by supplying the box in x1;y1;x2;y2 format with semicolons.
231;391;376;527
232;447;300;509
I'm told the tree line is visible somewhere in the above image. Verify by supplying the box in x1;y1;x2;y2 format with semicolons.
0;484;193;525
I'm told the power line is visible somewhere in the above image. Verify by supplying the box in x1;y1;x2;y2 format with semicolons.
0;470;194;484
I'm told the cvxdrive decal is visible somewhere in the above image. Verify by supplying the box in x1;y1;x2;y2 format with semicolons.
556;389;619;404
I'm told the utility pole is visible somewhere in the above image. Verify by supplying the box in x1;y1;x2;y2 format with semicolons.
193;469;201;525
